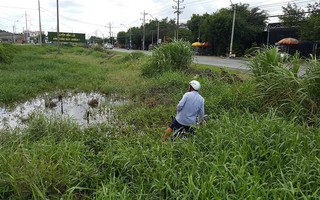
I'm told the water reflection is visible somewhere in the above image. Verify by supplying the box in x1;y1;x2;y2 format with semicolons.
0;92;126;130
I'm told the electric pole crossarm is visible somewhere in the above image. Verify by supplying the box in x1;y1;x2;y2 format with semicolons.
172;0;185;40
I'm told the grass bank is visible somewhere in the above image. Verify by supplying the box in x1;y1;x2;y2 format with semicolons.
0;45;319;199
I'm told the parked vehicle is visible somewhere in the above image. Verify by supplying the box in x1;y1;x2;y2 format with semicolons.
104;43;113;49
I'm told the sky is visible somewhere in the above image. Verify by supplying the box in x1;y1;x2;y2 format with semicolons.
0;0;313;39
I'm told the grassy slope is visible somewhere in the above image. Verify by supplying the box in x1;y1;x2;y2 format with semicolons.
0;45;319;199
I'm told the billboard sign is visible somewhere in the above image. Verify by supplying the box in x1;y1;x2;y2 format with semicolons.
48;32;85;43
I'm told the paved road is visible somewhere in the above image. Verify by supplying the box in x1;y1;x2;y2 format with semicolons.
193;55;249;72
112;48;250;72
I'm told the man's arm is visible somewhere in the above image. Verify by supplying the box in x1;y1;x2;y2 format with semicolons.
176;93;188;112
198;100;205;124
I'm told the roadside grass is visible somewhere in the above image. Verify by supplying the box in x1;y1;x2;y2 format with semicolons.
0;45;144;106
247;47;320;124
0;45;319;199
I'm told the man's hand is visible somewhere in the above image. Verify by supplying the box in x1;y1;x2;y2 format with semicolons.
161;133;169;142
162;128;172;142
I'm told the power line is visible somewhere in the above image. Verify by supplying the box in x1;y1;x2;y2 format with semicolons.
269;11;312;18
251;0;312;11
40;7;103;27
0;5;37;10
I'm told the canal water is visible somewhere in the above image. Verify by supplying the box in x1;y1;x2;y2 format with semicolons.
0;92;126;130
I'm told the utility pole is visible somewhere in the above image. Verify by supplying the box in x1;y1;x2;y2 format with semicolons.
229;0;236;58
267;24;270;45
57;0;60;54
172;0;185;40
157;19;160;44
152;31;154;45
198;28;200;42
141;10;147;50
148;14;160;45
121;23;131;49
25;11;28;43
108;23;113;44
12;20;18;43
38;0;42;45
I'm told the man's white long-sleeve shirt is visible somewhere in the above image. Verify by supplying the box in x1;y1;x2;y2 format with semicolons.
175;91;205;126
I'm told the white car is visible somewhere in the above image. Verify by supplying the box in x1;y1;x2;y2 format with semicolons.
104;43;113;49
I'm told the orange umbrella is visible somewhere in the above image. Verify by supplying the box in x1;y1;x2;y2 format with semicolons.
278;37;299;45
202;42;211;47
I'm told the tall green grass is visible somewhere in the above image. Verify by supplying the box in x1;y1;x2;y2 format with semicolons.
0;45;319;199
1;111;319;199
247;47;320;123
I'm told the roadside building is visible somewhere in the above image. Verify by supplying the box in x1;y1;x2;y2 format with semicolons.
0;31;24;43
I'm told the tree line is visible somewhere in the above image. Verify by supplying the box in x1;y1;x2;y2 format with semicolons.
115;1;319;56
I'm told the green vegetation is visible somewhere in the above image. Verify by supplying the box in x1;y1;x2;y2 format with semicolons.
0;44;319;199
187;3;267;56
247;47;320;124
0;43;17;64
141;40;194;77
0;45;141;105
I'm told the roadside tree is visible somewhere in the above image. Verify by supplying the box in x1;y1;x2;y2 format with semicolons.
117;31;127;47
199;3;267;56
279;3;306;28
300;2;320;56
187;14;208;42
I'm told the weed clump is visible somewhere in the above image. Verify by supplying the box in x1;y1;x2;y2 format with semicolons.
141;40;194;77
91;44;104;52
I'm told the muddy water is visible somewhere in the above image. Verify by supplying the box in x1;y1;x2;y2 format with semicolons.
0;92;126;130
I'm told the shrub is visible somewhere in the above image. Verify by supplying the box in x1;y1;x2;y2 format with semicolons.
0;43;17;64
141;40;194;77
91;44;104;52
246;46;285;77
246;47;320;123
